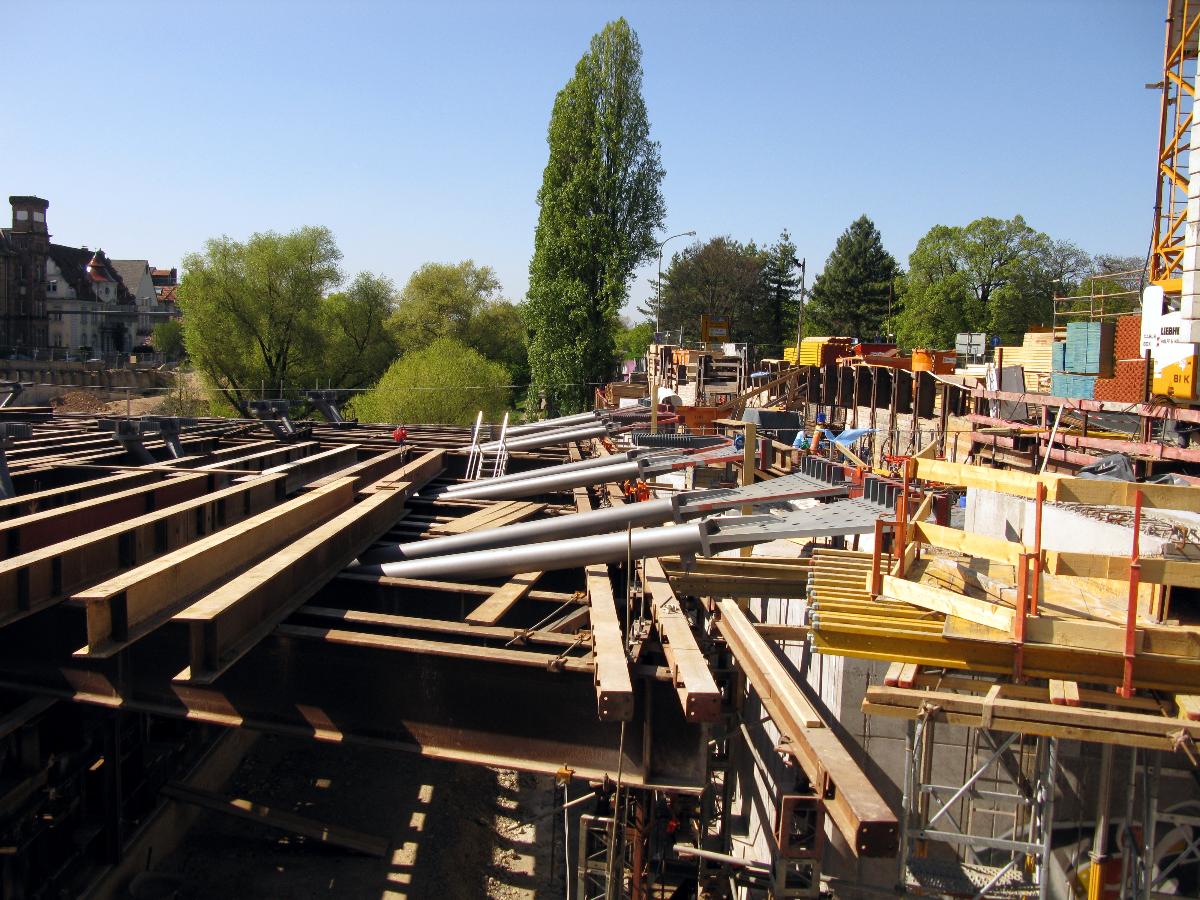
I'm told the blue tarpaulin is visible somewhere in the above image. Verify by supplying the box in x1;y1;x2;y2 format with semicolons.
832;427;874;446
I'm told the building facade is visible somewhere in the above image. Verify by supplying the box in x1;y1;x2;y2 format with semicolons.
0;196;51;352
1;196;173;355
45;246;139;353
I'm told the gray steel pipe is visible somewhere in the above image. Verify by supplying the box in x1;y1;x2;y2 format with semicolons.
496;411;601;438
360;498;677;563
478;422;609;453
446;459;643;501
440;449;640;495
367;520;714;581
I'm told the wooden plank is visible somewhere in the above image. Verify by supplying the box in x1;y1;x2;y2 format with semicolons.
1049;679;1081;707
914;457;1054;499
942;614;1142;654
883;661;904;687
76;477;358;655
715;598;897;856
0;473;288;626
276;623;592;673
1047;551;1200;588
465;572;541;625
913;521;1025;567
0;472;213;558
865;685;1200;742
881;575;1014;632
644;556;722;723
252;444;360;493
334;572;579;604
174;451;444;682
897;663;919;688
197;441;317;472
296;605;580;647
0;470;162;520
307;446;409;490
569;465;634;722
430;500;545;536
358;448;447;494
1175;694;1200;721
161;782;389;857
915;456;1200;512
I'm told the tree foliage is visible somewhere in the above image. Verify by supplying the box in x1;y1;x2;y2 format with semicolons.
760;230;801;357
652;237;765;342
177;226;397;413
347;337;511;425
323;272;400;389
895;215;1090;349
615;320;654;363
526;17;666;413
805;216;898;341
152;318;184;358
387;261;527;387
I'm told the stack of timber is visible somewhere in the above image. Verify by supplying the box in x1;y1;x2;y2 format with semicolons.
996;331;1055;393
801;457;1200;754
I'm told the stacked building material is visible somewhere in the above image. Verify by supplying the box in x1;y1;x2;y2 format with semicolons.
1050;372;1098;399
995;331;1055;392
792;336;854;367
1063;321;1115;377
1093;315;1146;402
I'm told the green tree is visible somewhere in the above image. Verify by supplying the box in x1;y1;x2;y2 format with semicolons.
805;216;898;340
387;261;528;386
152;318;185;358
895;215;1090;349
323;272;399;389
526;18;667;413
760;230;800;357
177;226;342;413
467;301;529;387
615;320;654;363
650;236;766;343
347;337;511;425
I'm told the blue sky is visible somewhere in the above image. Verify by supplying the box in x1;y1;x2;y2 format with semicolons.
4;1;1161;317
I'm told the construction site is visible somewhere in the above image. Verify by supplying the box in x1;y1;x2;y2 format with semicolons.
4;5;1200;900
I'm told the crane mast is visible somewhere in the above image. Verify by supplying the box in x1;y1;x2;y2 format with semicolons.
1145;0;1200;399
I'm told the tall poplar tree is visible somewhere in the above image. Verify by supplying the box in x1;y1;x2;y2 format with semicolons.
760;230;800;357
805;215;898;340
526;18;666;413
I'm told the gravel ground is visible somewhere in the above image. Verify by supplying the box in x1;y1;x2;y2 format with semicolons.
148;734;567;899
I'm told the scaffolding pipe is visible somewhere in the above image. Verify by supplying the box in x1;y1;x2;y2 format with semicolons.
1086;743;1115;900
367;521;721;581
440;459;645;501
441;449;648;494
478;422;611;453
360;498;678;563
498;411;602;438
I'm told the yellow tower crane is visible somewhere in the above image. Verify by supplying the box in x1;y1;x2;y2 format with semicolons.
1144;0;1200;399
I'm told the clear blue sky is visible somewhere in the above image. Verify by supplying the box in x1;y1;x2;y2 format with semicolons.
4;1;1162;317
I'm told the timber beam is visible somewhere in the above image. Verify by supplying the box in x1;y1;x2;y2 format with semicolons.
173;450;445;683
644;556;721;722
713;598;898;857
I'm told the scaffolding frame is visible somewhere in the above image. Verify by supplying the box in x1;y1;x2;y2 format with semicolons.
900;717;1058;899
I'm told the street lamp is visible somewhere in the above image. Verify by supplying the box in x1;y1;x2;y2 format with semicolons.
655;230;697;333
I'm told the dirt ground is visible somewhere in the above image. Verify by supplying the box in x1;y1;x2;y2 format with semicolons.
148;734;570;899
47;388;166;416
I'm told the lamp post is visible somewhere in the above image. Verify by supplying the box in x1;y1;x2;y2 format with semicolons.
655;230;697;334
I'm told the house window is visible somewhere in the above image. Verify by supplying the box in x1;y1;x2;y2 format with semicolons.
47;280;57;293
33;212;44;223
15;210;28;221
